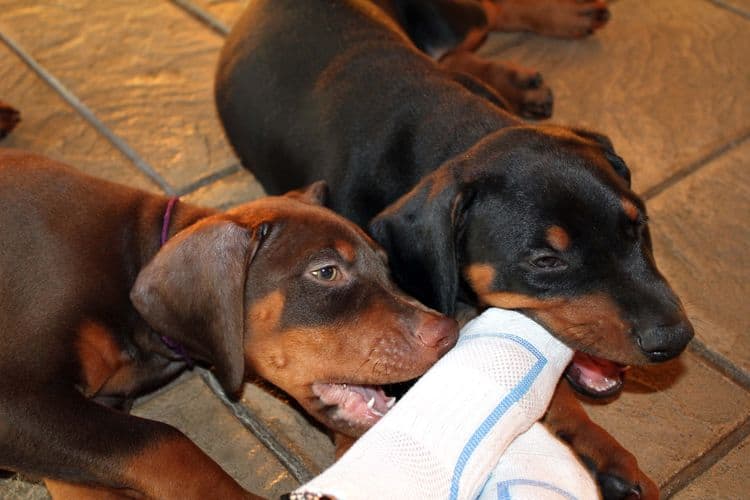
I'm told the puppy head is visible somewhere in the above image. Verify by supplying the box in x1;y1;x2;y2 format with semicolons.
370;125;693;397
132;183;457;436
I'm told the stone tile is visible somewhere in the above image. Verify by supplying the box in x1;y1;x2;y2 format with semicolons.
648;140;750;374
0;476;49;500
481;0;750;195
582;351;750;487
240;382;336;477
0;43;157;192
183;167;266;210
0;0;237;192
133;372;299;498
189;0;248;31
672;434;750;499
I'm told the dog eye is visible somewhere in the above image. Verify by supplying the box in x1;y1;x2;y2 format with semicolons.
530;256;566;269
310;265;340;281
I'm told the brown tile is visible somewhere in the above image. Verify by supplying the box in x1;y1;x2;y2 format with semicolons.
0;0;238;192
189;0;248;31
672;434;750;499
648;140;750;374
183;167;266;210
133;372;299;498
0;43;156;191
240;382;336;477
582;351;750;487
481;0;750;194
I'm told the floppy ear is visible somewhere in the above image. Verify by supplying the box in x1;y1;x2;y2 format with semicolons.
283;180;328;206
572;128;631;187
369;168;467;316
130;218;264;394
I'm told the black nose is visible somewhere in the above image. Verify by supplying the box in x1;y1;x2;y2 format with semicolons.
637;321;694;362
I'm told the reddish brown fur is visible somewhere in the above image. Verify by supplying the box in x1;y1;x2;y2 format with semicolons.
546;225;571;251
621;197;640;222
76;320;129;397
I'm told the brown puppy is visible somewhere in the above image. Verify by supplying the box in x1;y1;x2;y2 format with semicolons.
0;149;457;498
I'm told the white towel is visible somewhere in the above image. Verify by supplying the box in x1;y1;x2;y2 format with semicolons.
293;308;598;500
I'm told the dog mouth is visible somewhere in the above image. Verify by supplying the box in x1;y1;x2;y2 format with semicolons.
312;382;397;428
565;351;629;398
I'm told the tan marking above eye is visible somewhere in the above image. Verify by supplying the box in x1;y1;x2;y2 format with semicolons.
546;225;571;251
334;239;356;262
621;197;640;222
465;263;496;296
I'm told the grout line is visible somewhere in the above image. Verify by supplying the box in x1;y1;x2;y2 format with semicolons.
199;369;314;485
170;0;230;36
0;30;177;196
688;338;750;391
708;0;750;19
641;129;750;201
176;162;242;196
662;415;750;498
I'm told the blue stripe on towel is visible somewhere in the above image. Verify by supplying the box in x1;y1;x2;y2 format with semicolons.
448;333;547;500
496;478;578;500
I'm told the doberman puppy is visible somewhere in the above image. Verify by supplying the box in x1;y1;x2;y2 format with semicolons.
376;0;609;119
215;1;693;498
0;149;457;498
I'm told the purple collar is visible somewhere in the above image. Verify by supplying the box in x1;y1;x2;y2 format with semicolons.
158;197;194;368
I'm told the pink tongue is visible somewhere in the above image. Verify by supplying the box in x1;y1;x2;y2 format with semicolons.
567;352;626;395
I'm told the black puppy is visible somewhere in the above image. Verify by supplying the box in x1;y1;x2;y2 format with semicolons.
215;1;693;497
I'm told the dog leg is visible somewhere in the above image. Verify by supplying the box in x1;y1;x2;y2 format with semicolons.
44;480;136;499
441;50;553;119
543;381;659;500
484;0;610;38
1;387;257;499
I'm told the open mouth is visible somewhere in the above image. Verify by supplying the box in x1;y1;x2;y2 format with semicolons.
312;382;397;428
564;351;629;399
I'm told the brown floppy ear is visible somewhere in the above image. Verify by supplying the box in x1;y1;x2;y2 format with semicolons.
284;180;328;206
369;165;470;316
130;218;264;394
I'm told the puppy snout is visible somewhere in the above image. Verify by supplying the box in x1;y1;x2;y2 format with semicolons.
637;320;694;362
415;315;458;353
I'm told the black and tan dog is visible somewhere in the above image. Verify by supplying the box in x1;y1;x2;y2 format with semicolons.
0;149;457;498
215;1;693;498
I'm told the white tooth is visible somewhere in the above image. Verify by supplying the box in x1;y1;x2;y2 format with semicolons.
372;409;384;417
367;397;375;409
386;397;396;408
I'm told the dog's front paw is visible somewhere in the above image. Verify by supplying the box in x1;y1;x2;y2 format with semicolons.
581;451;659;500
486;63;554;120
0;101;20;139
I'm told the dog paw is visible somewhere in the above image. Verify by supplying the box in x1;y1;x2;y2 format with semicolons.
580;452;659;500
488;0;610;39
0;101;20;139
486;63;554;119
596;471;658;500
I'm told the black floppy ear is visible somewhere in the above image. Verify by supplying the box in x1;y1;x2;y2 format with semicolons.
284;180;328;206
572;128;631;187
131;218;264;394
369;168;467;316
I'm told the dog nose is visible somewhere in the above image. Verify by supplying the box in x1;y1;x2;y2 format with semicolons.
416;315;458;352
637;321;694;362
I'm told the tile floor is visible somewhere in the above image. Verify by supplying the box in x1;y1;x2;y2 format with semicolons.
0;0;747;498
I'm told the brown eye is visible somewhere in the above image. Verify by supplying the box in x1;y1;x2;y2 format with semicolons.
311;265;340;281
